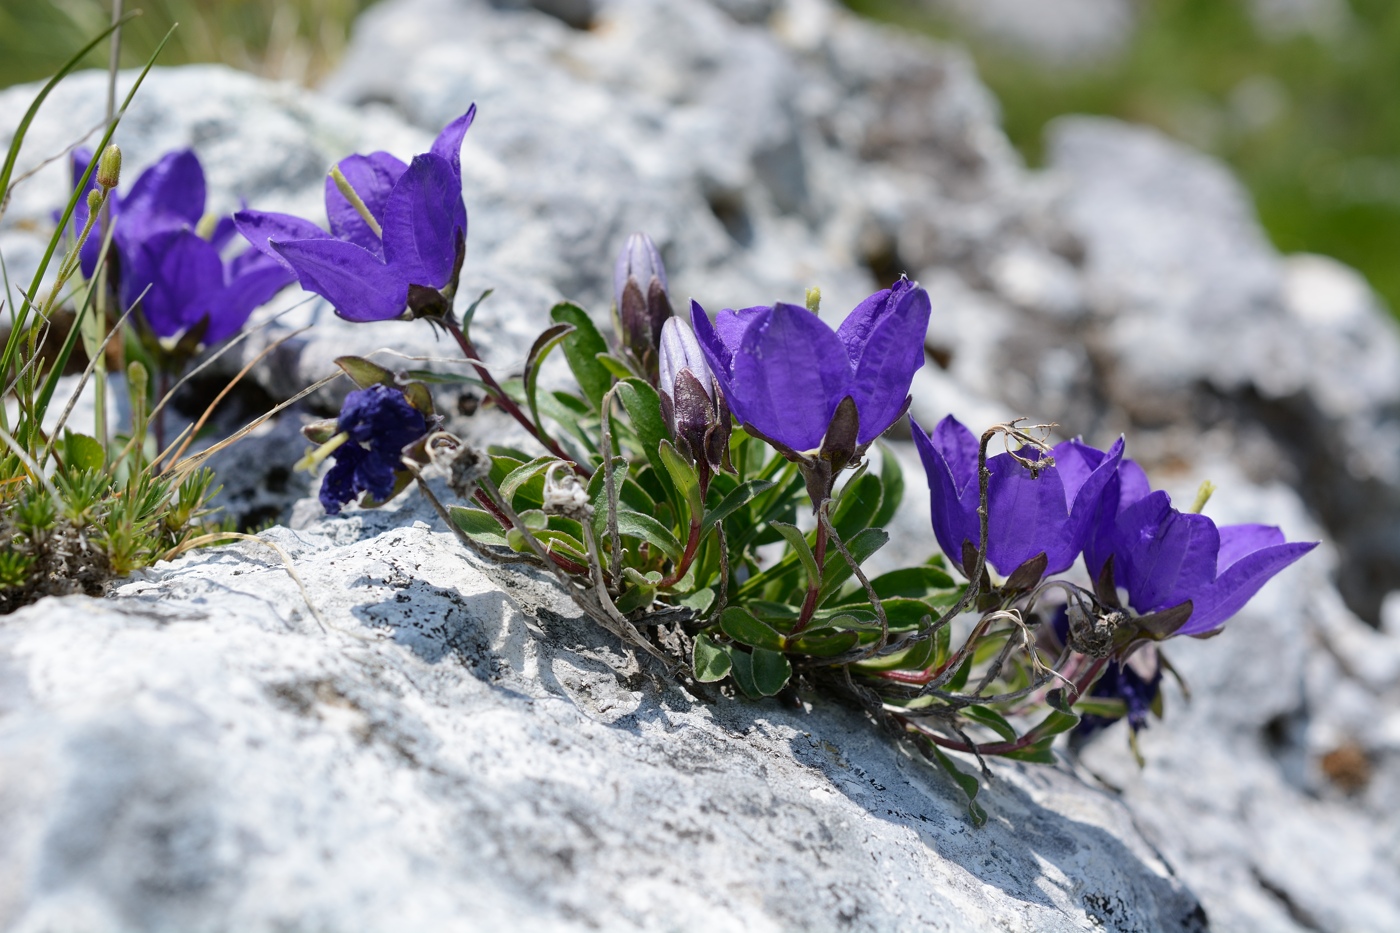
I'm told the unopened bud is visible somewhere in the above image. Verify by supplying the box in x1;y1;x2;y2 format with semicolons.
658;317;730;475
96;145;122;190
614;232;673;379
805;286;821;314
86;189;103;214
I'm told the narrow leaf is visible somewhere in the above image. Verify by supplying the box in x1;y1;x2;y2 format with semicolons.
550;302;613;411
719;606;786;651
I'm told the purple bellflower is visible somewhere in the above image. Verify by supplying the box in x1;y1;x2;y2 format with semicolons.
68;148;292;344
319;384;430;515
614;232;674;379
657;317;730;491
1051;607;1163;736
910;414;1124;583
1089;488;1317;637
691;278;931;502
235;106;477;323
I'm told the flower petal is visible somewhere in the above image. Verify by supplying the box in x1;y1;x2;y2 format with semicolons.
985;450;1074;576
1113;492;1220;615
1179;539;1317;635
430;105;477;179
324;151;407;257
381;153;465;290
199;255;297;344
728;302;851;452
1216;523;1286;574
690;300;767;401
123;149;205;229
912;414;980;572
234;210;331;270
130;229;224;338
841;282;931;444
271;238;408;322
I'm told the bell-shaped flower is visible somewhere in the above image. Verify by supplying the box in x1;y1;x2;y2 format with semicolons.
128;228;300;343
657;317;730;484
67;147;293;345
1095;490;1316;637
910;414;1124;582
235;106;476;323
614;232;673;378
319;383;430;515
691;278;930;465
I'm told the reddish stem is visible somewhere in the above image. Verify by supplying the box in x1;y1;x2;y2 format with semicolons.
658;519;702;588
472;487;587;575
791;519;829;635
444;319;582;471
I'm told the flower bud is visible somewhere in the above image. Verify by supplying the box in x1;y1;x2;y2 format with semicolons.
658;318;730;482
86;189;103;215
613;232;673;379
96;145;122;190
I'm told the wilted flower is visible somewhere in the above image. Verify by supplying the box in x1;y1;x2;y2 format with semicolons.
910;414;1124;583
319;384;429;515
691;278;930;501
614;232;673;377
657;317;729;486
235;106;476;323
1090;489;1316;637
67;147;294;344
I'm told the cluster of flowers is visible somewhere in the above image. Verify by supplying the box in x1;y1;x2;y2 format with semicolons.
78;103;1315;750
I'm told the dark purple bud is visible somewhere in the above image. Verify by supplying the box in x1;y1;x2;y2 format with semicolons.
614;232;673;377
657;317;729;475
320;384;430;515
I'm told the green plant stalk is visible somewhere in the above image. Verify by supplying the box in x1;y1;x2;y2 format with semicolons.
0;23;173;394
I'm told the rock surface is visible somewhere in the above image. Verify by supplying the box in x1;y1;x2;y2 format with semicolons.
2;0;1400;930
0;494;1205;933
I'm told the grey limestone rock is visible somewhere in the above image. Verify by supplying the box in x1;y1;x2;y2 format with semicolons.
0;493;1205;933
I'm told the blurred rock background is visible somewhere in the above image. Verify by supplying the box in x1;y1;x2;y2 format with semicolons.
1;0;1399;931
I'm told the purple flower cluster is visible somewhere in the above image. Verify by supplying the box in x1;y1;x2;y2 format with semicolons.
236;107;475;323
69;148;294;343
319;384;429;515
913;414;1316;639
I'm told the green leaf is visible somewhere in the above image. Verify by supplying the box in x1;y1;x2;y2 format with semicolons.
945;654;974;693
59;431;104;473
459;288;494;337
1030;709;1080;740
550;302;614;411
499;456;555;507
700;478;775;536
928;745;988;827
524;322;575;442
965;706;1019;743
871;442;905;530
1000;738;1057;764
815;527;890;606
851;632;939;672
336;356;396;389
750;648;793;696
788;628;861;657
829;470;883;539
658;438;704;524
596;353;639;380
615;378;677;506
719;606;786;651
1074;698;1128;719
771;522;820;590
614;508;684;562
692;633;732;683
449;506;509;547
855;566;960;603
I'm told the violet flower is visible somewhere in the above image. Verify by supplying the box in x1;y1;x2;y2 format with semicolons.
657;317;730;485
68;147;294;344
614;232;673;378
690;278;930;500
235;106;476;323
320;384;429;515
1092;489;1316;637
910;414;1124;582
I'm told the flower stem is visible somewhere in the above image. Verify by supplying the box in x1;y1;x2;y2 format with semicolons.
442;318;581;469
658;519;702;588
792;517;829;635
